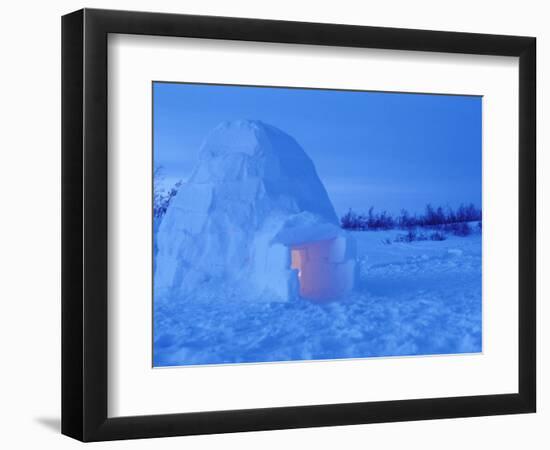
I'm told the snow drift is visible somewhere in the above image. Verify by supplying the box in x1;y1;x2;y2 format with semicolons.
155;120;356;302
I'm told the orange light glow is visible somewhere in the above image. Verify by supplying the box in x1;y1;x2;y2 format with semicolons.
291;249;303;277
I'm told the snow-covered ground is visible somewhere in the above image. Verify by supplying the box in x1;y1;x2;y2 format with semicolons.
153;226;481;367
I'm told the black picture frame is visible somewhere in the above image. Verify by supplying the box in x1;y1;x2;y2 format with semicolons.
62;8;536;442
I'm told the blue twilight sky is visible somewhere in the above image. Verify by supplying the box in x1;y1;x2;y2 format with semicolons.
153;82;482;216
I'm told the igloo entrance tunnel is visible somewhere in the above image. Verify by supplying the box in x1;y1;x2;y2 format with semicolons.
155;120;356;303
290;236;356;300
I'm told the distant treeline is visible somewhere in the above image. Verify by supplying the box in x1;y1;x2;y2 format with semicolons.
341;203;482;231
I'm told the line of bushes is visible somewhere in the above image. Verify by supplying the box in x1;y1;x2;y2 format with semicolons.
340;203;482;231
392;229;449;243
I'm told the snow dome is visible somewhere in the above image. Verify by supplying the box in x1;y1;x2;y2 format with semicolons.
155;120;356;303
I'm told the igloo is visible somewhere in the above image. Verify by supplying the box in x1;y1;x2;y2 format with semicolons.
155;120;356;303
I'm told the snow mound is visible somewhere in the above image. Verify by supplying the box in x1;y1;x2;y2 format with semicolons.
155;120;356;303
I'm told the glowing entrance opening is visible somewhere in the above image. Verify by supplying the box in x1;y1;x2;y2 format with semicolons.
290;238;355;301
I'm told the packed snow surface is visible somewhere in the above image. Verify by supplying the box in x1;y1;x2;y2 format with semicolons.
154;228;482;366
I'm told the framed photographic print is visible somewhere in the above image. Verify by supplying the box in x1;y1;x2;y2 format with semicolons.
62;8;536;441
